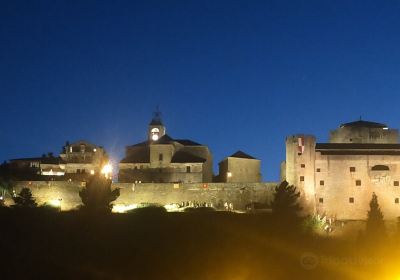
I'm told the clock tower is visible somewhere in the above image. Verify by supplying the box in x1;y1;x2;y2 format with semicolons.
148;108;166;142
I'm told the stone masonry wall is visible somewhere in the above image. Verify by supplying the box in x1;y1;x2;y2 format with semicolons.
5;181;278;211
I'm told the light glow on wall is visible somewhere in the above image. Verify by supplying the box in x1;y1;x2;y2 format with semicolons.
48;199;62;208
101;163;113;178
112;204;138;213
42;169;65;176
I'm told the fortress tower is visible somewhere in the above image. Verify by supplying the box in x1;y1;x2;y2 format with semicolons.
284;135;316;213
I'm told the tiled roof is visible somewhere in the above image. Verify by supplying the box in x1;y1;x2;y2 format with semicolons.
229;151;256;159
120;147;150;163
10;157;65;164
339;120;387;129
171;151;206;163
316;143;400;155
175;139;202;146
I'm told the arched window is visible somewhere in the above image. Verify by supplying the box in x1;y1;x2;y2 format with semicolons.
371;165;390;171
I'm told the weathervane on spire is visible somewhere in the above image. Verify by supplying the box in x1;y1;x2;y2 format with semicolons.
153;105;162;122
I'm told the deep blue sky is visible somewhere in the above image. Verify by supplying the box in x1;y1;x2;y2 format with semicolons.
1;0;400;180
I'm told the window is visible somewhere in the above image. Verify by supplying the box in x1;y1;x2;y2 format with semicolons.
81;169;86;174
356;180;361;186
316;168;321;172
350;167;356;172
300;176;304;182
320;180;324;186
349;197;354;203
77;169;81;174
394;181;399;187
159;154;163;161
319;198;324;203
186;166;191;173
371;165;390;171
396;198;399;204
301;164;305;168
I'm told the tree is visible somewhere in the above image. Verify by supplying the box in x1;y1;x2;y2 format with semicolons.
12;187;37;208
79;175;120;214
365;192;386;239
0;176;14;201
271;181;303;228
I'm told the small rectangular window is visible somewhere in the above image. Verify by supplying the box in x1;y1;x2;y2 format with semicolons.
316;168;321;172
186;166;191;173
159;154;163;161
320;180;324;186
356;180;361;186
394;181;399;187
395;198;399;204
349;197;354;203
350;167;356;172
319;198;324;203
301;164;305;168
300;176;304;182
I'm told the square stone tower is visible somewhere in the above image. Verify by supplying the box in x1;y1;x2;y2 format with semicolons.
284;135;316;213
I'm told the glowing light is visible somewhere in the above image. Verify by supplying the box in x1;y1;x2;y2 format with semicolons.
90;170;95;175
164;203;180;212
42;169;65;176
383;127;389;130
101;163;113;178
48;199;62;208
227;172;232;178
93;148;97;152
112;204;138;213
152;134;159;141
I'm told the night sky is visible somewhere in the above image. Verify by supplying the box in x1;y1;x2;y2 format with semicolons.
1;1;400;181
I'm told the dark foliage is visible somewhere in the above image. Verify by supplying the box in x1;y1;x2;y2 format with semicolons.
271;181;303;228
79;175;120;214
12;187;37;208
365;192;386;239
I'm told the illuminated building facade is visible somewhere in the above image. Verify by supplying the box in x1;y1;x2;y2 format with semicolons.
119;115;213;183
217;151;262;183
283;120;400;220
6;141;108;181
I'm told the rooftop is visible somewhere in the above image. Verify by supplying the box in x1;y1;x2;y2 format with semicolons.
339;120;387;129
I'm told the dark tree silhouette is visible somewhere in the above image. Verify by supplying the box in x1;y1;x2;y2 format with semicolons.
79;175;120;214
365;192;386;238
271;181;303;227
12;187;37;208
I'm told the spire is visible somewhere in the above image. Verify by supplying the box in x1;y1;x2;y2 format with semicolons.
150;106;163;125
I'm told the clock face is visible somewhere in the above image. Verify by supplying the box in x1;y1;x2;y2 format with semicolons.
151;128;160;141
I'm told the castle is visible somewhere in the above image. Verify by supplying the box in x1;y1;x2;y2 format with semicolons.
283;120;400;220
3;115;400;221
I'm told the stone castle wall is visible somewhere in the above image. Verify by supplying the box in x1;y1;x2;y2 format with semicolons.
6;181;277;211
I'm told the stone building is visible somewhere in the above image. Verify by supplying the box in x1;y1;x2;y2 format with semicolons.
283;120;400;220
119;115;213;183
8;153;65;180
60;140;109;180
6;141;108;181
217;151;261;183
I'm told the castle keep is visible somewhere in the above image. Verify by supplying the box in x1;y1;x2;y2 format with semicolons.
283;120;400;220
